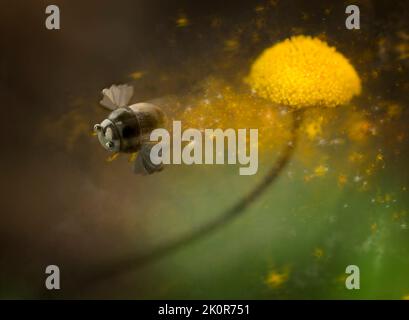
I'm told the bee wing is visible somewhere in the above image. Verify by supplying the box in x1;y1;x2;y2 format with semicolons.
133;143;164;175
100;84;134;110
100;88;117;110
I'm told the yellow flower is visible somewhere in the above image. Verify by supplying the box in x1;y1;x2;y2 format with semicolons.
247;35;361;108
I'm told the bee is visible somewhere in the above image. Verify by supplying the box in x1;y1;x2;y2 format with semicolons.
94;84;167;175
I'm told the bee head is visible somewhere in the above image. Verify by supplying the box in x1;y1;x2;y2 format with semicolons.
94;102;167;155
94;119;121;152
94;107;142;153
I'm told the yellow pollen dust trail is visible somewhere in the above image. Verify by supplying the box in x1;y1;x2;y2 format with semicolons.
180;79;292;153
246;35;362;109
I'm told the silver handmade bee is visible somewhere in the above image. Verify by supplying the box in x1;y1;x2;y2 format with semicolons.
94;84;167;175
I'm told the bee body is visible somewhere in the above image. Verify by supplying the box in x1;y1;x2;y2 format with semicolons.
94;84;167;174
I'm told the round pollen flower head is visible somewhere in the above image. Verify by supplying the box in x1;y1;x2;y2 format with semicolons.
247;35;362;109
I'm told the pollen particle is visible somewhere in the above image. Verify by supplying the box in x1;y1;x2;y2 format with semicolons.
313;247;325;259
176;15;189;27
106;152;119;162
305;116;324;139
314;165;329;177
338;174;348;187
128;152;137;162
247;35;362;108
265;269;289;288
130;71;145;80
